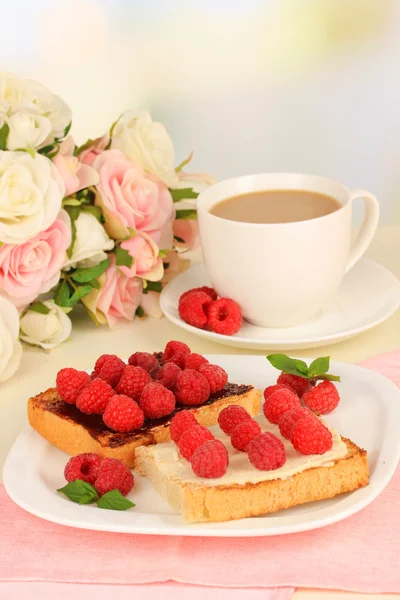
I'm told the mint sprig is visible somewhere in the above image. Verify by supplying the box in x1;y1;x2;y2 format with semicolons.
266;354;340;382
57;480;135;511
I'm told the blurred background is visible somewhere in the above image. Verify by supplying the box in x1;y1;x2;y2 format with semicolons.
2;0;400;223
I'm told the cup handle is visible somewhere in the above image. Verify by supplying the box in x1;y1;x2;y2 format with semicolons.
345;189;380;273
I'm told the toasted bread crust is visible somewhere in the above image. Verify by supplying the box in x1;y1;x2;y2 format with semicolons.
135;437;369;522
27;387;262;467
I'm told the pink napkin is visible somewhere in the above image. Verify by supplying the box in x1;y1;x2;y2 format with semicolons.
2;351;400;600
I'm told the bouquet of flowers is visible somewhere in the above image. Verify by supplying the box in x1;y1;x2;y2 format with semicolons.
0;72;214;382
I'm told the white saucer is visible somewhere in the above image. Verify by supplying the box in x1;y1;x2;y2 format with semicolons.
160;259;400;350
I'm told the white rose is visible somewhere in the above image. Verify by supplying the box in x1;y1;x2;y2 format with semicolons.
6;108;52;150
20;300;72;350
63;211;114;269
111;110;178;187
0;295;22;382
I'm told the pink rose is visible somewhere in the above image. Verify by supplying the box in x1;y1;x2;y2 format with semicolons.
162;249;190;284
0;211;71;307
140;291;163;318
120;232;163;281
53;136;99;196
173;219;199;251
78;134;110;167
93;150;174;243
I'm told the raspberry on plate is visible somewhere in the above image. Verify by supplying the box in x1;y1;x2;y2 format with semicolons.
76;379;115;415
218;405;251;435
103;395;145;432
170;410;197;443
291;417;333;455
191;439;229;478
156;362;181;390
56;368;90;405
277;372;313;397
178;424;214;460
178;291;213;329
179;286;218;303
116;365;151;401
128;352;160;377
247;432;286;471
162;340;191;369
230;419;261;452
263;383;297;401
278;407;314;440
94;354;125;387
207;298;242;335
184;353;209;371
199;363;228;393
302;380;340;414
94;457;134;496
263;388;301;424
140;382;176;419
64;453;102;485
175;369;210;406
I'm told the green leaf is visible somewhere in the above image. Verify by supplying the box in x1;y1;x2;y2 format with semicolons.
64;121;72;138
81;205;103;222
28;301;51;315
54;279;71;307
38;142;56;156
175;151;193;173
175;209;197;220
174;235;185;244
0;123;10;150
158;249;168;258
146;280;162;293
88;278;100;289
47;144;60;159
67;285;93;307
63;198;81;207
308;357;330;378
169;188;199;203
266;354;309;378
97;489;135;511
57;480;98;505
71;259;110;283
135;305;145;317
109;114;122;139
64;206;80;259
115;246;133;268
75;138;95;155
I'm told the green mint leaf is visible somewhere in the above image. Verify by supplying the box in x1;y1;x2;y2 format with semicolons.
81;204;103;222
169;188;199;203
266;354;310;378
308;357;330;378
135;305;145;317
28;301;51;315
57;480;98;504
97;489;135;511
67;285;93;307
175;209;197;220
71;259;110;283
318;373;341;382
115;246;133;268
0;123;10;150
175;151;193;173
54;279;71;307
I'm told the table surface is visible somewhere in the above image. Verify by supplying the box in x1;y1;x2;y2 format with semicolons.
1;224;399;600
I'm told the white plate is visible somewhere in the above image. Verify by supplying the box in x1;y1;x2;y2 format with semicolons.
4;355;400;536
160;259;400;350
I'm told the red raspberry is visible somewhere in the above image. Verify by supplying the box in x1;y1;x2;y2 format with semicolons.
207;298;242;335
128;352;160;377
247;432;286;471
162;340;191;368
76;379;115;415
263;383;297;401
178;424;214;460
230;419;261;452
198;363;228;393
263;388;301;424
94;354;125;387
56;368;90;404
278;407;314;440
92;354;110;375
180;286;218;303
291;417;333;455
140;382;176;419
277;373;313;397
116;365;151;401
175;369;210;406
64;453;101;485
191;439;228;478
184;353;209;371
103;395;145;432
156;362;181;390
170;410;197;443
94;457;134;496
302;380;340;414
218;405;252;435
178;291;212;329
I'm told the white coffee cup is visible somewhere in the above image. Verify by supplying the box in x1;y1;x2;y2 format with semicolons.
197;173;380;328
